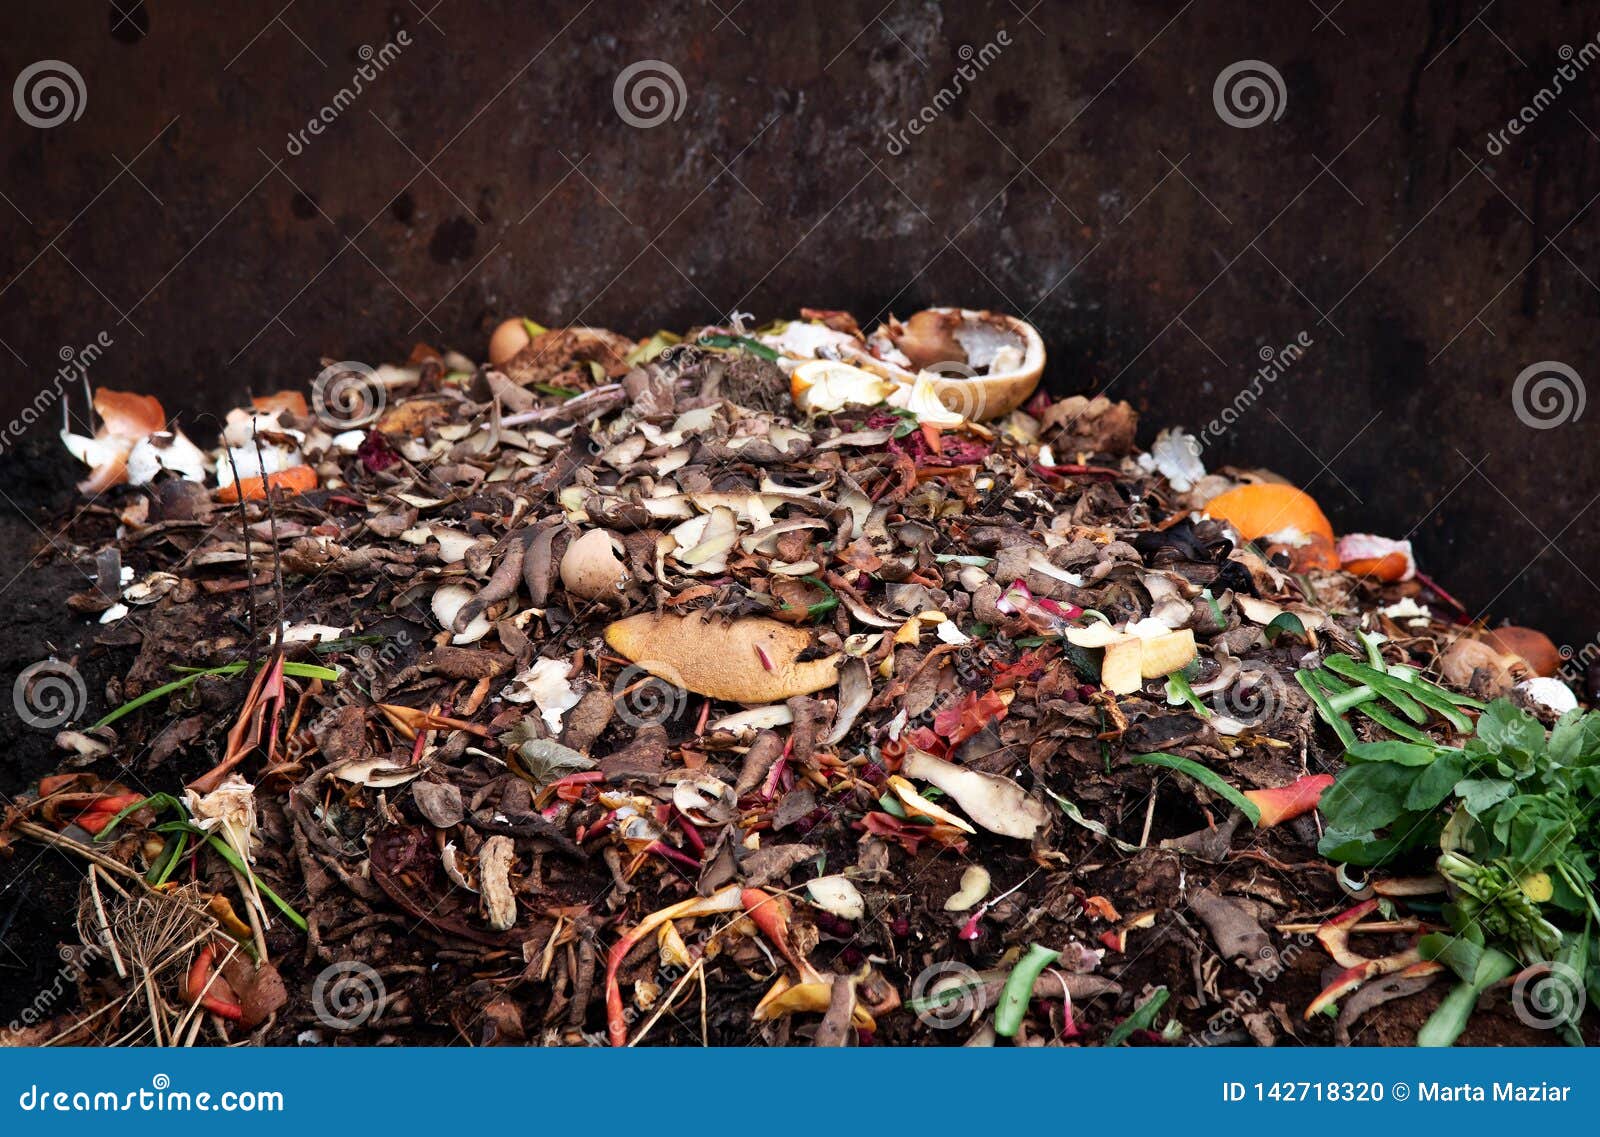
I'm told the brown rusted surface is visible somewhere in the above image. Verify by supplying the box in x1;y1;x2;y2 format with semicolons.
0;1;1595;645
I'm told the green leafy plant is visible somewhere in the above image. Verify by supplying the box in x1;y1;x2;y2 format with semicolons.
1296;643;1480;748
1317;698;1600;1040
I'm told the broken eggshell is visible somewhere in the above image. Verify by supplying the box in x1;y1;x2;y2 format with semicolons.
432;583;493;645
852;308;1046;421
806;874;866;921
560;528;630;600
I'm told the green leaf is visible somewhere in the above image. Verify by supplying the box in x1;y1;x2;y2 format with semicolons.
1128;752;1261;826
696;333;780;361
511;736;596;790
1416;947;1516;1047
93;660;340;730
1318;761;1420;833
1419;931;1482;983
1405;749;1473;811
1475;699;1547;765
1296;670;1358;749
1501;796;1576;872
1046;788;1139;853
1264;613;1306;644
1345;740;1442;766
1106;986;1170;1046
1164;670;1212;718
1456;777;1516;817
1318;825;1422;867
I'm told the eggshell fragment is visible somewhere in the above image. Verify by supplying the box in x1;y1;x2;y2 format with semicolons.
488;318;534;367
560;528;629;600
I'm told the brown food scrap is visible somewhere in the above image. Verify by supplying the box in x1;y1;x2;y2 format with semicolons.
478;835;519;932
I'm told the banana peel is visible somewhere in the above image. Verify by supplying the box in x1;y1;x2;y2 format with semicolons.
1067;625;1198;695
753;974;877;1031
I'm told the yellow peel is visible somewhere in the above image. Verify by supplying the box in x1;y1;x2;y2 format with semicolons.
1101;639;1144;695
1138;629;1198;678
886;775;976;834
753;977;877;1029
604;611;839;703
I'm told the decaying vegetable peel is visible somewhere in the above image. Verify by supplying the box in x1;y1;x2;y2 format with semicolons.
605;611;840;703
15;304;1585;1050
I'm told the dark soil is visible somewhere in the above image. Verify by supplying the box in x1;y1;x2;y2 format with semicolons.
0;440;136;1026
0;426;1584;1049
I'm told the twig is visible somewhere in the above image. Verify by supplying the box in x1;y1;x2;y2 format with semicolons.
229;862;270;964
11;821;147;883
172;939;241;1045
144;971;166;1048
42;992;128;1046
1138;790;1157;849
222;443;258;648
627;956;705;1047
87;866;128;980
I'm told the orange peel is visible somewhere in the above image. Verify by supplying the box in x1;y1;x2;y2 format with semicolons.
1204;483;1339;572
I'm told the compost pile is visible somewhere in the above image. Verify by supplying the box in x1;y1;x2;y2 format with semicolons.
4;308;1595;1049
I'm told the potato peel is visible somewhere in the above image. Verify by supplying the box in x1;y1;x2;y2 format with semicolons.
604;611;839;703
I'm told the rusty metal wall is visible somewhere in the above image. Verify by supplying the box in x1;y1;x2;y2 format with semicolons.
1;1;1597;647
